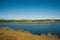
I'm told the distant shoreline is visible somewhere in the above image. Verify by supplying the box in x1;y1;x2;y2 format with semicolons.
0;19;60;24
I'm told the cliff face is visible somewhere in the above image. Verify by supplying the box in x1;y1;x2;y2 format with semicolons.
0;28;60;40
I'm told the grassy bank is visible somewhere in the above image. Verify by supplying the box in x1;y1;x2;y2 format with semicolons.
0;28;60;40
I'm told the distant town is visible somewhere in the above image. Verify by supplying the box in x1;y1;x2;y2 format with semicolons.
0;19;60;24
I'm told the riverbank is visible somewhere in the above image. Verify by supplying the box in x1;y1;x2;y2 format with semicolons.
0;28;60;40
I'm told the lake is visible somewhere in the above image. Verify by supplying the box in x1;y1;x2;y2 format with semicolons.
0;22;60;37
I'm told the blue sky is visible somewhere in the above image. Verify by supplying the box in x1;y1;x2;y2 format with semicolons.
0;0;60;20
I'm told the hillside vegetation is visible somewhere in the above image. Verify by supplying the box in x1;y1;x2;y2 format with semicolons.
0;28;60;40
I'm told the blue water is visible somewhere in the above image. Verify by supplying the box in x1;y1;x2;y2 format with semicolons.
0;22;60;37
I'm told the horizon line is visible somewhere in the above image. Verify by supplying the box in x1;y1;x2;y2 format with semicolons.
0;18;60;20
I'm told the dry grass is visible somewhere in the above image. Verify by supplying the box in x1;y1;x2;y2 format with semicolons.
0;28;60;40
